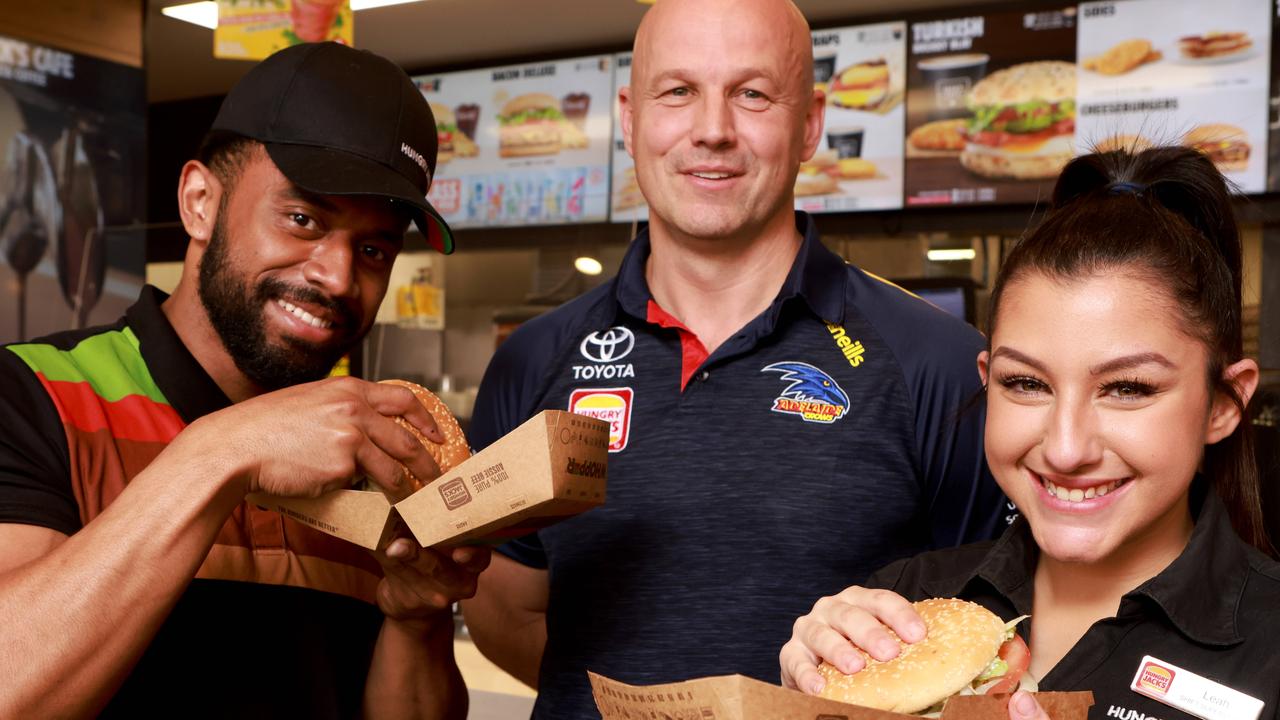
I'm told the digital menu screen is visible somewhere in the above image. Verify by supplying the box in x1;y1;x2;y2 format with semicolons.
414;55;614;229
797;21;906;214
1078;0;1270;194
904;8;1078;206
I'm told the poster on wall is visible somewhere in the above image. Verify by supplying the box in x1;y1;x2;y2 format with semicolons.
904;8;1077;206
798;21;906;213
0;34;146;344
214;0;354;61
416;55;614;229
1078;0;1270;194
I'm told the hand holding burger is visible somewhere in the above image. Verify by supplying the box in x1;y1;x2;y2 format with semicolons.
782;587;1032;716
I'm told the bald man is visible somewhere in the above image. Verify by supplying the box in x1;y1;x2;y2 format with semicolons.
462;0;1006;714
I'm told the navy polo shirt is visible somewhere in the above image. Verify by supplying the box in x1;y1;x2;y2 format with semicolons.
470;212;1008;718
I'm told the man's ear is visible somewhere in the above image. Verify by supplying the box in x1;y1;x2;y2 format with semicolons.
178;160;223;246
619;85;636;159
1206;358;1260;445
800;86;826;161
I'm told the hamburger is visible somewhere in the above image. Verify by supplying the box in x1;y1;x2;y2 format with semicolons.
828;59;891;111
1182;123;1250;172
430;103;459;164
498;93;565;158
818;598;1032;715
374;380;471;494
959;61;1076;181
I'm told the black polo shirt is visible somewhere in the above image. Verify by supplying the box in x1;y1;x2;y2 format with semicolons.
470;211;1009;718
868;487;1280;720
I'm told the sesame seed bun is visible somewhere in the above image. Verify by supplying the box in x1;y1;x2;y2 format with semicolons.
968;61;1076;106
429;102;456;126
1181;123;1247;147
817;598;1006;714
379;380;471;490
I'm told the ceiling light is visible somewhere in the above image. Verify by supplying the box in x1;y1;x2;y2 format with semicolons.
161;2;218;30
926;248;976;262
160;0;425;30
574;256;604;276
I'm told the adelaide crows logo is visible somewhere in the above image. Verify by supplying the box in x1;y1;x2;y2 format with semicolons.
762;361;849;424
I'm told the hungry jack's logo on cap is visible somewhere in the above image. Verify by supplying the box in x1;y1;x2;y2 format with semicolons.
1137;662;1175;696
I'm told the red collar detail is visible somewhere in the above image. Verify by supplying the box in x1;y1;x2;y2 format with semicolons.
646;299;710;391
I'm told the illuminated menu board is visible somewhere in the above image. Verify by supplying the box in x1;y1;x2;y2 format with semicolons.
1076;0;1271;194
414;55;614;228
904;8;1077;206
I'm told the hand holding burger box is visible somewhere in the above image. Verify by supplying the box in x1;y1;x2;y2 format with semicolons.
248;380;609;550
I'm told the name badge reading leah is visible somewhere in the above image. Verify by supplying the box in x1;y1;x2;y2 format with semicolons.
1130;655;1264;720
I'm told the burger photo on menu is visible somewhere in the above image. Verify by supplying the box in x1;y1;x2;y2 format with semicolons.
498;93;567;158
959;61;1076;180
817;598;1033;715
430;102;478;164
1182;123;1251;172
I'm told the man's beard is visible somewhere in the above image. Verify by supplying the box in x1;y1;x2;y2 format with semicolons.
197;218;360;392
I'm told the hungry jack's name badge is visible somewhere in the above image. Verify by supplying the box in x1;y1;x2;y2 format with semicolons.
1130;655;1264;720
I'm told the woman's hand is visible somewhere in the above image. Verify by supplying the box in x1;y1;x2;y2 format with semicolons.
780;586;926;695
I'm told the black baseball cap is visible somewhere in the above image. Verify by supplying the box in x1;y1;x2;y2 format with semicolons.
210;42;454;254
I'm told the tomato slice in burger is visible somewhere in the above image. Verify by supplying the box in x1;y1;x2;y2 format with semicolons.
987;634;1030;695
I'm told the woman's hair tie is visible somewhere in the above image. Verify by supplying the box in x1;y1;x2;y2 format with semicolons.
1106;180;1147;196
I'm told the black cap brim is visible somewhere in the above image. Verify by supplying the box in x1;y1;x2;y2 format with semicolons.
264;142;455;254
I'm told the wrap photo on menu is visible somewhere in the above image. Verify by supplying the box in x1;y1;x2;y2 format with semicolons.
1076;0;1271;195
797;21;906;214
417;55;613;229
905;8;1078;206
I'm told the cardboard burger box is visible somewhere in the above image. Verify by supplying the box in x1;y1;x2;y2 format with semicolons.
247;410;609;550
589;672;1094;720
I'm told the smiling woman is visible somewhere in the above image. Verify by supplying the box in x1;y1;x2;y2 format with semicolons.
782;146;1280;720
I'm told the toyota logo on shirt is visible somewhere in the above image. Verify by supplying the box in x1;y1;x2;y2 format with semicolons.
580;327;636;363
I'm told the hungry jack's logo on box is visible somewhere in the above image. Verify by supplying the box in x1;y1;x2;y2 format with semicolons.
1137;662;1175;696
569;388;633;452
438;477;472;510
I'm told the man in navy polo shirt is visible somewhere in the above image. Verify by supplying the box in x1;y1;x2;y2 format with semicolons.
461;0;1008;715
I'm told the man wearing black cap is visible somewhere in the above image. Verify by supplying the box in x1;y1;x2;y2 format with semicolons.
0;43;477;718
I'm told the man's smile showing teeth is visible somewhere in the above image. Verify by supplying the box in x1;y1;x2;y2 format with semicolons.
1039;473;1129;503
277;299;332;329
691;171;733;180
